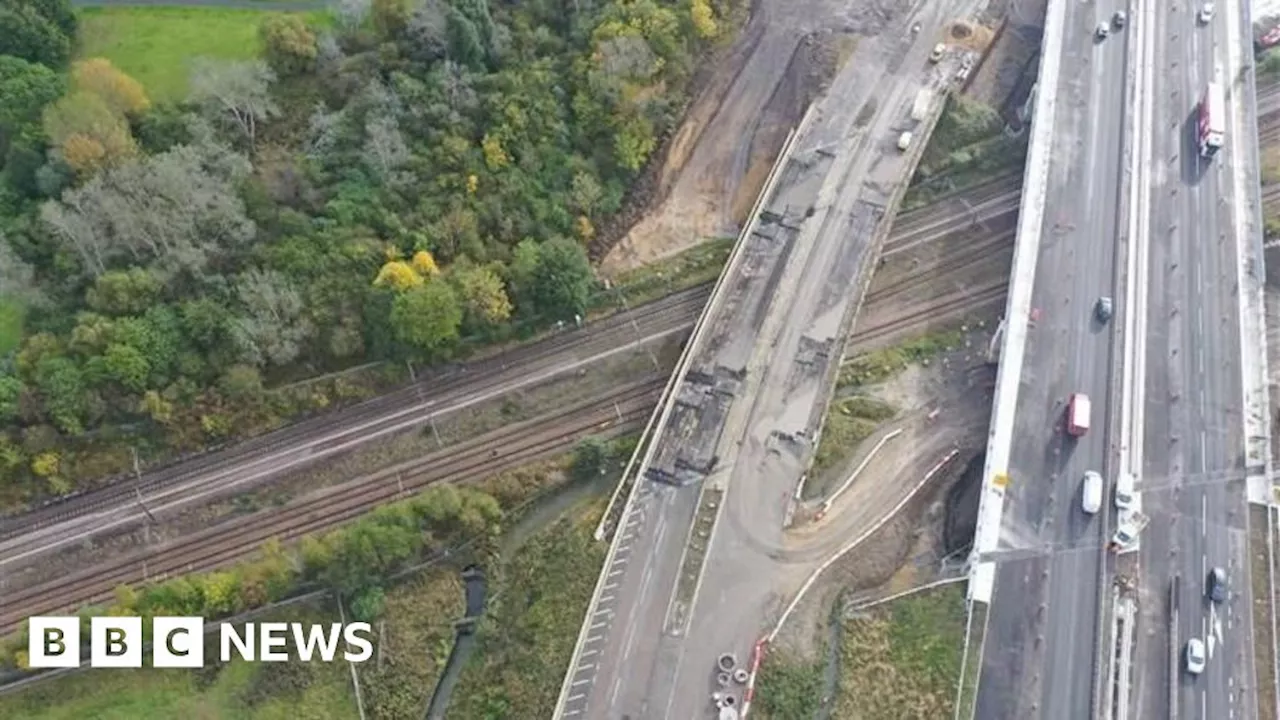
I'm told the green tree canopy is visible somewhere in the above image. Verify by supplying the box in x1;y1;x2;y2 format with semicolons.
390;281;462;358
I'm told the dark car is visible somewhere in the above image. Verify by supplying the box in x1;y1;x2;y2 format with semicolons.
1096;296;1113;322
1207;567;1227;602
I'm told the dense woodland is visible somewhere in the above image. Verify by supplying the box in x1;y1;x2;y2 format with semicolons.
0;0;740;506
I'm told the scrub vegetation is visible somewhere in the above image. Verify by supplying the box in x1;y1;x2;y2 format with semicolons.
834;583;967;719
904;96;1025;208
0;0;745;511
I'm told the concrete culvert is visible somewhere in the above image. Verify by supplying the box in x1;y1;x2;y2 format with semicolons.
717;672;732;687
722;695;737;707
717;653;737;672
950;22;973;39
733;668;749;684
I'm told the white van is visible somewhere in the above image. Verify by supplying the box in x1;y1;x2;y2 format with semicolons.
1081;471;1102;514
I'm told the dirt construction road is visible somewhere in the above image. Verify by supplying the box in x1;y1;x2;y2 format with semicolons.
603;0;916;273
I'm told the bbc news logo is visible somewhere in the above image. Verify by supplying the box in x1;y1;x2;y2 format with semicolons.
28;617;374;668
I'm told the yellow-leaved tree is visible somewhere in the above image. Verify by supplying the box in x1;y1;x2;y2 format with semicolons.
71;58;151;117
42;91;137;175
42;59;149;176
411;250;441;278
374;260;424;291
691;0;718;39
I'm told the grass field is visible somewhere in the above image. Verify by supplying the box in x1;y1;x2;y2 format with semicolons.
834;583;968;719
0;298;22;356
76;7;320;102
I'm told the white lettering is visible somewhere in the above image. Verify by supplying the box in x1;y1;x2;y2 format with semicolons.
259;622;289;661
220;623;255;662
152;617;204;668
290;623;342;662
342;623;373;662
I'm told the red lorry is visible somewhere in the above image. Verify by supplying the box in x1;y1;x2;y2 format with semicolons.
1067;393;1091;436
1197;82;1225;157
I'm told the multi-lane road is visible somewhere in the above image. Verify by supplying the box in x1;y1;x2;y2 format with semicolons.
1130;0;1262;717
972;0;1128;716
972;0;1273;717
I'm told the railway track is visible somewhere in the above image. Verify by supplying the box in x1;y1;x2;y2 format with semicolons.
0;288;707;545
0;165;1054;551
0;379;665;631
9;80;1280;622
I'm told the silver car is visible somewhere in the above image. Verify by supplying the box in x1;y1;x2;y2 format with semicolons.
1186;638;1206;674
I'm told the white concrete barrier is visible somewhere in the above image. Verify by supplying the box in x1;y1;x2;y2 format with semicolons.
966;0;1070;603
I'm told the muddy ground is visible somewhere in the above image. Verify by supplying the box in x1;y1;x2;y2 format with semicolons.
771;320;998;660
599;0;1046;275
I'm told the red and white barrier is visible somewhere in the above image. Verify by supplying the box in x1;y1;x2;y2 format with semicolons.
740;637;768;717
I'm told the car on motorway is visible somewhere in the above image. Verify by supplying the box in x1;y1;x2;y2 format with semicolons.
1207;567;1228;602
930;43;945;63
1185;638;1207;674
1095;22;1109;40
1095;296;1113;322
1114;472;1137;511
1081;471;1103;514
1112;10;1126;28
1198;2;1215;24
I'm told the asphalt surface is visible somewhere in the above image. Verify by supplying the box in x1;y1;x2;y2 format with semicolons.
1127;1;1257;718
972;1;1129;717
558;1;987;716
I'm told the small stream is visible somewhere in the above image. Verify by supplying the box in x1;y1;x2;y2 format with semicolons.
422;475;611;718
424;566;486;720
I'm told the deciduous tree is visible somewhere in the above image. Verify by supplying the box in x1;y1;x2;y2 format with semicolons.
42;91;137;175
188;58;279;148
362;114;409;181
410;250;439;278
41;143;255;277
0;55;63;150
33;355;89;435
390;281;461;358
371;0;409;39
0;3;70;68
71;58;150;117
690;0;718;39
95;342;150;393
0;375;22;424
230;268;314;367
85;267;163;316
373;260;422;291
260;14;318;76
569;171;603;217
523;237;594;320
449;261;510;329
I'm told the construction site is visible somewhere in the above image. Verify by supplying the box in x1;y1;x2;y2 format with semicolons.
8;0;1280;716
